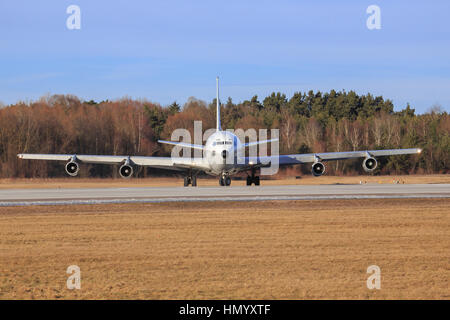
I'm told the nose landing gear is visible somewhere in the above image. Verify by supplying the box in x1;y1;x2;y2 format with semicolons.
219;174;231;186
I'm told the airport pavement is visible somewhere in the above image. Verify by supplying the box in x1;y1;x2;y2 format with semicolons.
0;184;449;206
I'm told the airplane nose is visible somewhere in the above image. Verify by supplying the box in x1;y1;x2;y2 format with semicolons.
222;150;228;159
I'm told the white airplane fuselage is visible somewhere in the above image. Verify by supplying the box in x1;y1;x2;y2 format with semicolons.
204;130;243;176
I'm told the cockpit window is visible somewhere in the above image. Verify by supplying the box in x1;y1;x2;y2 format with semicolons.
213;141;232;145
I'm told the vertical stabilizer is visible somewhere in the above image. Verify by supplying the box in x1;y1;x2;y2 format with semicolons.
216;76;221;131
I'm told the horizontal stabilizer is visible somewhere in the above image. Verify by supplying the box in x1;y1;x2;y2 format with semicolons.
242;139;278;148
158;140;204;150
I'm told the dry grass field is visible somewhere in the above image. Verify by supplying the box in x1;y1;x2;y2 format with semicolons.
0;198;449;299
0;174;449;189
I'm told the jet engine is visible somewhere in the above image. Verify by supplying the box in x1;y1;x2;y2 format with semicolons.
312;162;326;176
65;161;79;176
119;164;134;178
362;157;377;172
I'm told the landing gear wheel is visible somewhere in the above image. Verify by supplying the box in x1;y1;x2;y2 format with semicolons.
184;176;197;187
219;176;231;186
246;172;260;186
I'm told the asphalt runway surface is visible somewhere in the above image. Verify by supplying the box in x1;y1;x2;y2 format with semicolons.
0;183;449;206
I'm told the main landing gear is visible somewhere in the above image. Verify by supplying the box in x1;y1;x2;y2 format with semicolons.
183;175;197;187
219;175;231;186
246;169;260;186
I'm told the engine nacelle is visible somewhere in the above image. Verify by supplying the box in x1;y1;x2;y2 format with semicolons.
119;164;134;178
363;157;377;172
312;162;326;176
65;161;79;177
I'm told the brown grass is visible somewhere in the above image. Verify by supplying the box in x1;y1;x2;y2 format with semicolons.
0;174;449;189
0;199;449;299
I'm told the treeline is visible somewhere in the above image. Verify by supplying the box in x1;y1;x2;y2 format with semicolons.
0;91;448;178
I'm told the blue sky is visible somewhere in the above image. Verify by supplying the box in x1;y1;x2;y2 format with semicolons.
0;0;449;113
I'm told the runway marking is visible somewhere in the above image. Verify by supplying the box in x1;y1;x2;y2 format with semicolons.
0;184;448;206
0;194;449;207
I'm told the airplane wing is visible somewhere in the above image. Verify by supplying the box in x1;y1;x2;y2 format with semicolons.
279;148;422;164
17;153;209;172
245;148;422;166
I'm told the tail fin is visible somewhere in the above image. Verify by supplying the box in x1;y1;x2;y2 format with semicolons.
216;76;221;131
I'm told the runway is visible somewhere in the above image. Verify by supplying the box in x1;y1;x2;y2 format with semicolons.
0;183;449;206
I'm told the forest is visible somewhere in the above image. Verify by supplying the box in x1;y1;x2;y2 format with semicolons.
0;90;448;178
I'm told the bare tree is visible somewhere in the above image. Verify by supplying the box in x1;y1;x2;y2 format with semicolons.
371;116;384;147
280;110;298;153
303;118;322;152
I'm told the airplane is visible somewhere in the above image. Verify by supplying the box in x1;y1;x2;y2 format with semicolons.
17;77;422;187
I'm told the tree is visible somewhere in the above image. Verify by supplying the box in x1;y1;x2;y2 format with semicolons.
280;110;298;153
263;92;287;112
144;104;167;141
168;101;181;115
